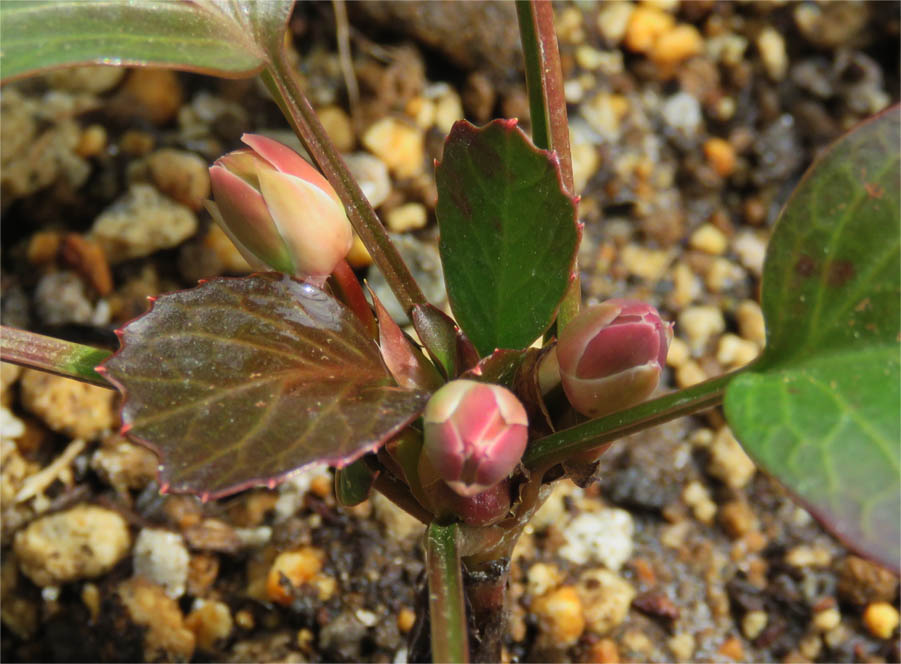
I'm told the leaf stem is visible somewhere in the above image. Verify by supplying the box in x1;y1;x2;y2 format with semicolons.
523;371;741;469
426;522;470;664
0;326;112;388
260;52;427;317
516;0;580;331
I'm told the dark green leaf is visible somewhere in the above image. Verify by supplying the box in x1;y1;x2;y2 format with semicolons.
102;274;429;500
335;457;378;507
0;1;292;83
435;119;579;355
724;108;901;570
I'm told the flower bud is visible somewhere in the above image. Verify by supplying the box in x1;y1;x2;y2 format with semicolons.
208;133;353;280
423;380;528;497
557;300;672;418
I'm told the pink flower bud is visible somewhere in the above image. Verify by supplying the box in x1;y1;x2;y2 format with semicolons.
423;380;528;497
557;300;673;418
208;133;353;280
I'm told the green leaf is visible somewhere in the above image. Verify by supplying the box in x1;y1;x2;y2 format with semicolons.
101;274;429;500
0;1;292;83
335;457;378;507
724;108;901;570
435;119;579;355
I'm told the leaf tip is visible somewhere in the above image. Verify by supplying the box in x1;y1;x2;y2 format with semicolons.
503;118;519;129
120;422;132;434
159;482;169;495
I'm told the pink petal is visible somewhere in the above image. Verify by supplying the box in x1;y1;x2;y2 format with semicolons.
241;133;342;207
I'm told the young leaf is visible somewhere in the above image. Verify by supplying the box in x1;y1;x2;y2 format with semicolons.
724;108;901;570
101;274;429;500
435;119;580;355
0;1;292;82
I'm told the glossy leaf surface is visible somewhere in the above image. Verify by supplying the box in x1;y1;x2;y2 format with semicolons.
724;109;901;570
436;120;579;355
0;1;291;82
102;274;429;499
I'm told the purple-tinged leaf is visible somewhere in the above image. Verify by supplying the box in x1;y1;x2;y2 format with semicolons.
370;287;443;392
101;274;429;500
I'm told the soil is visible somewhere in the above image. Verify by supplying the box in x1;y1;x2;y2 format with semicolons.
1;2;899;663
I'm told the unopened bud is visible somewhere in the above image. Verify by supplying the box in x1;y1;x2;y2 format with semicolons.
208;133;353;281
423;380;528;497
557;300;672;418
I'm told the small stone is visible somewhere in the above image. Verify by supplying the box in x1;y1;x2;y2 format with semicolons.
60;233;114;296
862;602;900;640
90;183;197;263
757;28;788;81
742;610;768;639
397;607;416;634
798;633;822;660
837;555;899;606
708;426;756;489
559;508;633;570
202;223;253;273
667;632;695;662
14;505;131;586
346;234;373;269
344;152;391;208
785;545;832;568
116;577;196;662
527;562;562;598
433;87;464;134
362;117;424;178
660;92;702;144
372;490;425;540
44;65;125;94
318;106;354;153
597;1;634;45
588;638;620;663
577;568;635;635
133;528;190;599
582;92;630;141
718;635;744;661
75;124;108;158
118;69;183;125
33;271;108;327
669;262;702;309
676;361;707;388
119;129;156;157
366;233;445;324
1;406;25;440
666;336;690;369
690;224;728;255
682;480;716;524
678;305;725;353
716;334;760;369
624;5;674;53
705;257;743;294
650;24;703;69
27;231;63;265
736;300;766;346
620;245;673;281
532;586;585;647
20;369;115;440
186;553;219;597
266;547;324;605
145;148;210;211
719;500;758;539
812;606;841;632
405;96;436;130
703;138;736;178
555;6;585;44
186;600;233;652
91;437;158;495
733;231;767;276
386;202;428;233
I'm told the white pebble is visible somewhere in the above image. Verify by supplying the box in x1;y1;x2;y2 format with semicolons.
133;528;190;598
559;508;633;570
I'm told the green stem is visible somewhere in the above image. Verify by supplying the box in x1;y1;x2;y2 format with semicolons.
523;371;741;469
260;51;427;317
426;522;469;664
0;326;112;389
516;0;580;332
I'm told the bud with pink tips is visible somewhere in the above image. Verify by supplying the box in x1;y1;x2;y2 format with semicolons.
557;299;673;418
208;133;353;282
422;379;528;497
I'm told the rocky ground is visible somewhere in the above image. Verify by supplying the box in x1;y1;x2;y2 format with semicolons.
1;1;899;662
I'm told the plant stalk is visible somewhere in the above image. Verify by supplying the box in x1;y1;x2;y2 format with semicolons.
426;522;470;663
0;326;112;388
523;371;740;469
516;0;580;332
